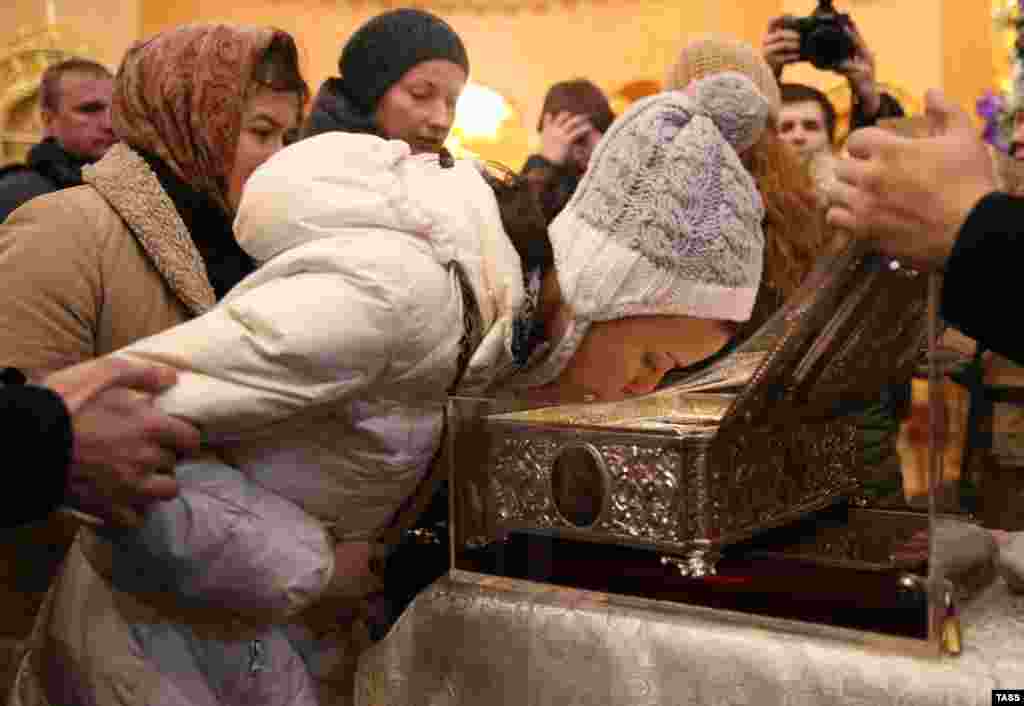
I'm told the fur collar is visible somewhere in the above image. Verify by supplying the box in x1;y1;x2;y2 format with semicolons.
83;143;217;316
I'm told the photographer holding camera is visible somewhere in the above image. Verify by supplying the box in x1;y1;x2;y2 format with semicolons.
763;0;903;139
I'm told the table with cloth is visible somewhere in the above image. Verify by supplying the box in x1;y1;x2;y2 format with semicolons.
355;570;1024;706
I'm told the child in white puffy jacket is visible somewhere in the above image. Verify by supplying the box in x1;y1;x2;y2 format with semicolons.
17;132;527;706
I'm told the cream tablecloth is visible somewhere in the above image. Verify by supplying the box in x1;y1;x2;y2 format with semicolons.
356;570;1024;706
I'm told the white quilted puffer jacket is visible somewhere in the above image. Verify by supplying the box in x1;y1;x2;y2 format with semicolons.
11;133;523;706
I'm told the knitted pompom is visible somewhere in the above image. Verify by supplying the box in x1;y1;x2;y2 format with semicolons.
688;72;770;156
666;35;781;119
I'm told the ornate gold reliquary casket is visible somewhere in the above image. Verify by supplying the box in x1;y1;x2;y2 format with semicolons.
450;238;931;578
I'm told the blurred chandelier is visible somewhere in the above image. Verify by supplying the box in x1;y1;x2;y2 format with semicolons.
443;82;529;168
452;83;511;141
445;82;513;159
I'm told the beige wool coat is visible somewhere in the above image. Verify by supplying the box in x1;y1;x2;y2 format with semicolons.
0;143;217;377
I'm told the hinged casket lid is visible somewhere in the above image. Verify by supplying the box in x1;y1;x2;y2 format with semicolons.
487;235;930;434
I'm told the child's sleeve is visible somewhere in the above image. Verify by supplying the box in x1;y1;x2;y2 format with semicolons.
97;460;337;620
116;268;402;442
100;267;410;616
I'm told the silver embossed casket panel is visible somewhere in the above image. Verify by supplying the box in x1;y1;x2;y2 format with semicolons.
452;237;930;570
453;408;862;571
489;434;691;544
468;416;859;558
707;421;859;538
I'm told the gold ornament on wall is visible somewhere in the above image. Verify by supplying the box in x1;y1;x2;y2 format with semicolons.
993;0;1021;95
825;80;923;146
0;24;93;166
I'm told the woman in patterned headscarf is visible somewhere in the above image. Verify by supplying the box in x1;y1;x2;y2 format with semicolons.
0;23;308;706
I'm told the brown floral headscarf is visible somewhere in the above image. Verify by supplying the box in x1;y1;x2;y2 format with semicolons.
113;23;279;212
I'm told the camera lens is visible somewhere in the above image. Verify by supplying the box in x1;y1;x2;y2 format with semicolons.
806;22;854;70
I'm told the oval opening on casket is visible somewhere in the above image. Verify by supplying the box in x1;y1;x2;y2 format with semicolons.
550;443;609;529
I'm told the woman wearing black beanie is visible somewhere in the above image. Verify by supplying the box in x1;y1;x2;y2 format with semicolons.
303;8;469;155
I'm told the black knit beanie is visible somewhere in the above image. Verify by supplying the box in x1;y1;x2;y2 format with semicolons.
338;9;470;115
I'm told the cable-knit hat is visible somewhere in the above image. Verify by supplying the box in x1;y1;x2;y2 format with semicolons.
666;35;782;119
338;9;469;115
521;73;769;387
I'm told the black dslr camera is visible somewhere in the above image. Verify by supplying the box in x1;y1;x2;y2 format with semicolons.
781;0;855;71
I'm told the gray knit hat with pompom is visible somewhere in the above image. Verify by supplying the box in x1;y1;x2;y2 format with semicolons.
522;72;769;387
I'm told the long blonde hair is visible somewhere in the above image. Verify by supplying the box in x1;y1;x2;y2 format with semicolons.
743;125;831;296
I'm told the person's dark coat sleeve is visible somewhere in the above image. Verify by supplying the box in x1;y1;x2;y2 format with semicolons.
0;382;72;526
849;91;905;131
521;154;578;224
941;192;1024;366
0;168;56;224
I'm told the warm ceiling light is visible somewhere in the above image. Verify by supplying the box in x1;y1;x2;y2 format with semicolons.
450;82;512;142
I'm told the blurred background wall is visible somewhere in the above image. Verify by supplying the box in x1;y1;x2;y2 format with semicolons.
0;0;1003;168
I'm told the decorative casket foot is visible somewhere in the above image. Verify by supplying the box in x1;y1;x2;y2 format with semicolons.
661;548;721;578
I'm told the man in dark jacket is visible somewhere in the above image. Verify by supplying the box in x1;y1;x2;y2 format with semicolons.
776;81;904;162
0;58;115;222
827;89;1019;365
763;14;904;156
1;357;199;528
